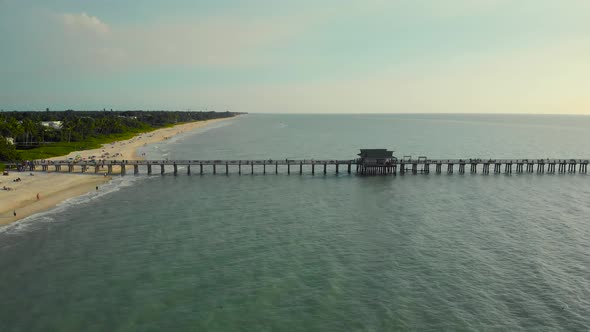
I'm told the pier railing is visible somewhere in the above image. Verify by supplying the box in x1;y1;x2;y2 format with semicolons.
4;158;587;176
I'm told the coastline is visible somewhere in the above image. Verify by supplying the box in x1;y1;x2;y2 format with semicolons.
0;117;235;225
48;117;233;162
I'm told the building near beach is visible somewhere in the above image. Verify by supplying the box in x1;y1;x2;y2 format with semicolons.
1;137;15;145
357;149;394;165
40;121;63;130
356;149;396;175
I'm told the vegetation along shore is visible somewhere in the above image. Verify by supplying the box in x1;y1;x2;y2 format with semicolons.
0;110;240;164
0;110;241;224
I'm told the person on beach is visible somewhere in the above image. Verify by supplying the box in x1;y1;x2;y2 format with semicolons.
36;193;40;200
13;210;16;217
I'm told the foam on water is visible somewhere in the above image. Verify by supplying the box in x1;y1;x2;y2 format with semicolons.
0;120;231;236
1;114;589;331
0;174;151;236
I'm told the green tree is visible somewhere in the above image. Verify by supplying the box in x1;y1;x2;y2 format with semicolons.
6;117;23;141
77;117;96;139
21;118;36;144
0;137;19;161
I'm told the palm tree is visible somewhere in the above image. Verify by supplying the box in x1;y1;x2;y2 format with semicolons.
61;118;75;143
6;117;23;142
21;118;35;145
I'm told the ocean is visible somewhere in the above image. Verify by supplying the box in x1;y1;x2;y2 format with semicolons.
1;114;589;331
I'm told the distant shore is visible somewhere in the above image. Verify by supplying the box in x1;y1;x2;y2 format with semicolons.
0;117;234;225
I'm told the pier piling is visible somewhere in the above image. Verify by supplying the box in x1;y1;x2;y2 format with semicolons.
29;157;589;177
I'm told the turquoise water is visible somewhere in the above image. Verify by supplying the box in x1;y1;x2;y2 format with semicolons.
1;114;589;331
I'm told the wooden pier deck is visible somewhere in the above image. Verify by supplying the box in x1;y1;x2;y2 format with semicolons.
7;158;589;176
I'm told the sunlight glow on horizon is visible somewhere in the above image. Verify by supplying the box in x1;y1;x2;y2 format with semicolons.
1;0;589;114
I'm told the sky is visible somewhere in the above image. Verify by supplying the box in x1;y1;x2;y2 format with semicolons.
0;0;589;114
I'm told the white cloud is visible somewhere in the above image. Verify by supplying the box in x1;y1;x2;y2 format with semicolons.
114;17;303;67
61;12;110;36
41;11;310;69
139;40;590;114
6;3;590;114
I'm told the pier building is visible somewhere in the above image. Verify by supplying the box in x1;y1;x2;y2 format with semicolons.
6;149;589;176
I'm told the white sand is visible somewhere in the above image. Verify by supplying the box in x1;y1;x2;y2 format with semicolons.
49;117;231;162
0;117;234;225
0;172;110;225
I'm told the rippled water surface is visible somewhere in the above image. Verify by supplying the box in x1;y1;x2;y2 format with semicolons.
1;114;589;331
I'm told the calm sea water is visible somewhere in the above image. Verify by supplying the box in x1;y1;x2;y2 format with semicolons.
1;114;589;331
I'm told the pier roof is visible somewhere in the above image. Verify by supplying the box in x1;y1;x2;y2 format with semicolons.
358;149;394;158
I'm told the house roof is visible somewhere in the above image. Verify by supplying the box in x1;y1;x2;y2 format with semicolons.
40;121;63;129
358;149;394;158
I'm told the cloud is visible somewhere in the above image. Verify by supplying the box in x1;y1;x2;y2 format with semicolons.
138;40;589;114
115;17;304;67
60;12;110;36
30;11;122;70
40;10;310;70
4;2;590;113
36;2;590;72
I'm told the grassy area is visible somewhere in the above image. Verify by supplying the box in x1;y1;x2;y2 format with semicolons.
17;127;155;160
15;119;210;160
0;162;4;172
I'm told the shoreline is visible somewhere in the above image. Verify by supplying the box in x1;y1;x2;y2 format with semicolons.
0;173;112;225
48;117;233;162
0;117;235;225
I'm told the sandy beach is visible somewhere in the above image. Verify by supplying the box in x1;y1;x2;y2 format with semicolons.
0;117;233;225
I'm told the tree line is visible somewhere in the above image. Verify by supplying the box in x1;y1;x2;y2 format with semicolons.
0;110;240;161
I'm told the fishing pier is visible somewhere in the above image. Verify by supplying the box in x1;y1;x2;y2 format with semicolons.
13;149;589;176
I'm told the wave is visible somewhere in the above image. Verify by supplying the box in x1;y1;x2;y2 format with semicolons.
169;119;235;142
0;175;152;236
0;119;232;236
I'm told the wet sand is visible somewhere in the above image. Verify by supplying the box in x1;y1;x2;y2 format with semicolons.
0;117;234;225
